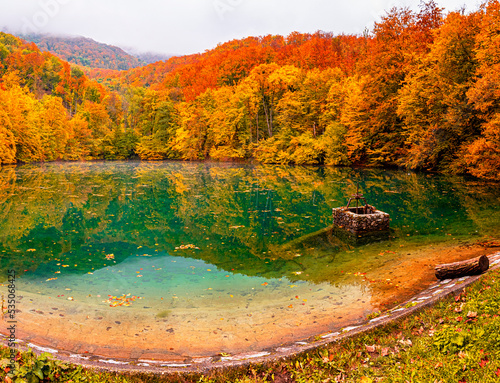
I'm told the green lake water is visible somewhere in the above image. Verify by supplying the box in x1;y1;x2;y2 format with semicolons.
0;161;499;356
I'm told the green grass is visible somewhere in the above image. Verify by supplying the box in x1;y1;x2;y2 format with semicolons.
3;268;500;382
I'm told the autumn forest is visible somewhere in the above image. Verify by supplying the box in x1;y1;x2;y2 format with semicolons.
0;1;499;180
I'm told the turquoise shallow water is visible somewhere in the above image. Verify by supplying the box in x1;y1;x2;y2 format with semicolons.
0;161;499;339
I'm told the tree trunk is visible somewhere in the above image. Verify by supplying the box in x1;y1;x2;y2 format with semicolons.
435;255;489;280
261;93;273;138
256;111;259;142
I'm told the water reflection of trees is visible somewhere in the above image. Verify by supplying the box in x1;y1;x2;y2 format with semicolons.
0;162;498;282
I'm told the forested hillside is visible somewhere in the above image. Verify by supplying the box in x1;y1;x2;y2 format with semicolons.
1;0;499;180
21;34;145;70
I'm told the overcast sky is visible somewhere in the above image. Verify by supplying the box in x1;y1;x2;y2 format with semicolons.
0;0;475;56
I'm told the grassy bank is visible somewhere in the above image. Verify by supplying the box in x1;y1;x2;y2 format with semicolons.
3;267;500;382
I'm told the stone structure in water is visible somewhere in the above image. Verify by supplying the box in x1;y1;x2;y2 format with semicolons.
332;205;390;235
332;183;390;237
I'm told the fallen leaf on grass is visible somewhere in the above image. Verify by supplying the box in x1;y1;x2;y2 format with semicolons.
455;303;464;313
365;345;376;353
398;339;412;347
467;311;477;319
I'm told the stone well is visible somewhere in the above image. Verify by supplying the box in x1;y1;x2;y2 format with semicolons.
332;205;390;236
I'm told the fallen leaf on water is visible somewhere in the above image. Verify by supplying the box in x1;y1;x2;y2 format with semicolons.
262;282;268;286
105;294;142;307
176;244;200;250
46;278;57;282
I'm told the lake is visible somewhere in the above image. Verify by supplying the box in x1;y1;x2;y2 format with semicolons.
1;161;499;360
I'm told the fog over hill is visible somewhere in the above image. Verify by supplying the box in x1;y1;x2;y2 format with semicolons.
18;33;171;69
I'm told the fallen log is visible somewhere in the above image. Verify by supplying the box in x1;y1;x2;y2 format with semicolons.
435;255;489;280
